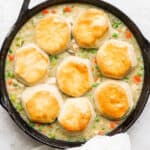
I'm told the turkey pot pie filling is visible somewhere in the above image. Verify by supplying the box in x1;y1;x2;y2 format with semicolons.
6;4;144;142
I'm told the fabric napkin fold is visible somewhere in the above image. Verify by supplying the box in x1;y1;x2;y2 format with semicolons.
67;133;131;150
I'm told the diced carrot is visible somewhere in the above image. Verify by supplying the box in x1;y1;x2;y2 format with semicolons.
42;9;49;14
114;120;121;124
94;77;99;82
125;30;132;39
133;75;141;83
8;79;13;85
51;9;57;14
36;123;41;127
110;121;117;129
93;57;97;64
9;54;14;61
98;130;104;135
64;6;71;12
92;67;94;72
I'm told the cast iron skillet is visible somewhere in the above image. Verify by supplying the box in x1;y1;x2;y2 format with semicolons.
0;0;150;149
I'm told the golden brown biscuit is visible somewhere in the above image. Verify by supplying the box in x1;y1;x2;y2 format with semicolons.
56;56;93;97
14;44;49;86
94;80;133;120
35;15;71;55
22;84;63;123
58;97;95;131
73;8;110;48
96;39;137;79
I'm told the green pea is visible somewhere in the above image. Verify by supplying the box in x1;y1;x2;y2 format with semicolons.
95;65;99;70
92;125;96;129
52;55;58;60
28;122;35;128
79;49;88;58
90;48;97;54
139;65;144;70
48;133;56;140
137;70;143;76
6;71;14;78
123;76;129;81
94;116;100;122
15;103;23;112
49;55;59;65
78;137;86;142
112;33;118;38
10;94;16;102
38;125;45;132
112;21;122;28
13;83;18;87
92;83;99;87
8;49;13;53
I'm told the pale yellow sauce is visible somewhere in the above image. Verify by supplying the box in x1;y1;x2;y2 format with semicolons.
5;3;144;142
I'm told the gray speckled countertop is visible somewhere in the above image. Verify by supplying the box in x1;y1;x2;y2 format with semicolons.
0;0;150;150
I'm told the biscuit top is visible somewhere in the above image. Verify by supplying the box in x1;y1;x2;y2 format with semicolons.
96;40;136;79
58;98;94;131
94;81;133;119
35;15;71;54
73;9;109;48
56;56;93;97
15;44;49;85
22;84;63;123
26;91;60;123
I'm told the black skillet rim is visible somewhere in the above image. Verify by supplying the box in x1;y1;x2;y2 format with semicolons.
0;0;150;149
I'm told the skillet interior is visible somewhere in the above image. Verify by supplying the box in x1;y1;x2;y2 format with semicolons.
0;0;150;149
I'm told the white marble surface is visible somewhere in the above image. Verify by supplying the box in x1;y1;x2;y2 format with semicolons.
0;0;150;150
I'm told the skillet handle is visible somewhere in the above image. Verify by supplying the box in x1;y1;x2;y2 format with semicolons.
144;38;150;94
145;38;150;67
147;40;150;58
0;83;8;111
0;97;8;112
16;0;31;22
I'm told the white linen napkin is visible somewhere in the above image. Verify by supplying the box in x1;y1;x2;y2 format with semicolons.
67;133;131;150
